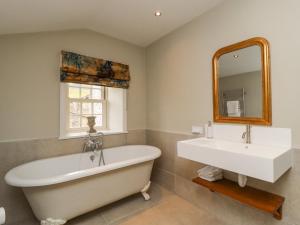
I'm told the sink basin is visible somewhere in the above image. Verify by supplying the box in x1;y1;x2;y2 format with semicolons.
177;138;293;182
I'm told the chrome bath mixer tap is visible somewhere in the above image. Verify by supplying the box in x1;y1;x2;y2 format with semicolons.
83;132;105;166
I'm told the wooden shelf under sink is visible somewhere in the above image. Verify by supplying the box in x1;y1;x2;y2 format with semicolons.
192;177;285;220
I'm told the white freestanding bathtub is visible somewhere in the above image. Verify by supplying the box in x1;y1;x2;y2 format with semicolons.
5;145;161;225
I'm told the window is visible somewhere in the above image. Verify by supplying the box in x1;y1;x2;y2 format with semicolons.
60;83;127;138
66;83;107;131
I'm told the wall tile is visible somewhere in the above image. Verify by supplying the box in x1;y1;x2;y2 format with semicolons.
125;130;146;145
151;168;175;192
146;130;195;174
146;131;170;171
175;157;205;180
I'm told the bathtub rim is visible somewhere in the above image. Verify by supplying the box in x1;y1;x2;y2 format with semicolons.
5;145;161;188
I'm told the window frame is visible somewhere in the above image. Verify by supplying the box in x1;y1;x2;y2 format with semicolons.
59;83;128;139
60;83;108;136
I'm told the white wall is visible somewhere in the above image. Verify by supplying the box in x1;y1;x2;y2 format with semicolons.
0;29;146;141
146;0;300;148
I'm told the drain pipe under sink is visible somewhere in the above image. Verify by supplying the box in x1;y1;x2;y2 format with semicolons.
238;174;247;187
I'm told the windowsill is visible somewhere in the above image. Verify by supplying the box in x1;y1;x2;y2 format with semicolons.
59;130;128;140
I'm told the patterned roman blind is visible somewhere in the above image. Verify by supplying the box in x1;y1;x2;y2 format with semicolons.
60;51;130;89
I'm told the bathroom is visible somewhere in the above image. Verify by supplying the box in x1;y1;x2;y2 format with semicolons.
0;0;299;224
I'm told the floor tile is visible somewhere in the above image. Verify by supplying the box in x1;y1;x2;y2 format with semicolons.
114;195;227;225
67;210;106;225
101;183;173;224
12;183;227;225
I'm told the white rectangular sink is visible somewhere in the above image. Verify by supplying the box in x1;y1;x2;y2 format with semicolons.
177;138;293;182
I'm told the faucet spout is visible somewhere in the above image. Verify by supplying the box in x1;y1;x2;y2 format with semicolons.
242;124;251;144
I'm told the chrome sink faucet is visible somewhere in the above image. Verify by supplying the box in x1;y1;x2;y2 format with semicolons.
242;124;251;144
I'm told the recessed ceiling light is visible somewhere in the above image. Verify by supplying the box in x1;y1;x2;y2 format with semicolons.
154;10;162;17
233;55;239;58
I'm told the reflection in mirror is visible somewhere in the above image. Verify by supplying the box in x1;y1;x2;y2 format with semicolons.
218;45;262;118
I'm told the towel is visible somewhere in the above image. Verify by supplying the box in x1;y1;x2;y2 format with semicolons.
199;173;223;182
197;166;222;177
226;101;241;117
197;166;223;182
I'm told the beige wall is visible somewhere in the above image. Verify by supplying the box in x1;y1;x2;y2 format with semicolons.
0;29;146;141
219;71;262;117
146;0;300;148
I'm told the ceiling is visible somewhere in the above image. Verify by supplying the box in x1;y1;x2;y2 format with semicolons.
0;0;224;47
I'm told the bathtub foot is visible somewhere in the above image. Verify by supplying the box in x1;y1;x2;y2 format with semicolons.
40;218;67;225
141;181;151;201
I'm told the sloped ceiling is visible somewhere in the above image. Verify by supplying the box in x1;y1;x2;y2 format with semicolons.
0;0;224;46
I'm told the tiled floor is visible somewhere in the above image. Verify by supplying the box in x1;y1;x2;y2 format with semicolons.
17;183;227;225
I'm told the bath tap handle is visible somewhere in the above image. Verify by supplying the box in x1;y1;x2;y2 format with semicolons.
242;132;247;139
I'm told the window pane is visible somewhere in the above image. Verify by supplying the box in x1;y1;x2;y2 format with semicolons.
69;87;80;98
70;102;80;115
93;103;102;114
81;116;88;128
81;88;91;99
92;89;102;99
95;115;102;127
82;103;92;114
70;115;80;128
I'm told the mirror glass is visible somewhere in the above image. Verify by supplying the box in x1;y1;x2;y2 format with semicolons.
218;45;262;118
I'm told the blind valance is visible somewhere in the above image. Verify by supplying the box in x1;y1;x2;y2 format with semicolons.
60;51;130;89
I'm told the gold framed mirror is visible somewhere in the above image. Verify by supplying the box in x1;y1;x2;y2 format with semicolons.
212;37;271;125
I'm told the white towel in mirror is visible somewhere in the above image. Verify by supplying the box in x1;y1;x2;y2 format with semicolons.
227;101;241;117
